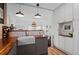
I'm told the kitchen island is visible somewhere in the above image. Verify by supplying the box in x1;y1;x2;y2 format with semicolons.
0;29;48;55
0;36;48;55
17;36;48;55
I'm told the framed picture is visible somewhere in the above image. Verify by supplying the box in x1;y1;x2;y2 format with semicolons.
0;3;4;24
63;24;72;31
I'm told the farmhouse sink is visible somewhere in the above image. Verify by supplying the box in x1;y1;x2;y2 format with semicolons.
17;36;35;46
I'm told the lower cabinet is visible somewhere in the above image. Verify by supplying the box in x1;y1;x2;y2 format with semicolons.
35;38;48;55
17;44;36;55
58;36;65;51
64;37;73;54
56;36;73;54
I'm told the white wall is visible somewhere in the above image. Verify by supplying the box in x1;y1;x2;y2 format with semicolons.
7;3;53;35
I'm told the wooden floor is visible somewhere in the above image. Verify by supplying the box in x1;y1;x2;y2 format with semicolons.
48;47;66;55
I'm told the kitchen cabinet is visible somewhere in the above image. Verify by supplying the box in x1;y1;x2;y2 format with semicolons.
64;37;73;54
17;37;48;55
35;37;48;55
58;36;65;51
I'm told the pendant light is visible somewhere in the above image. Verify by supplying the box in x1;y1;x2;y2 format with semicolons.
16;4;24;17
35;3;41;19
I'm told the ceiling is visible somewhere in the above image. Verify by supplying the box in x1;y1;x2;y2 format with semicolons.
20;3;63;11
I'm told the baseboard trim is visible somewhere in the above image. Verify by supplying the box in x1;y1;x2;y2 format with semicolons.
53;46;72;55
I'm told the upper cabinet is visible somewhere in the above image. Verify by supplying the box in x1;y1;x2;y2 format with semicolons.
54;4;73;23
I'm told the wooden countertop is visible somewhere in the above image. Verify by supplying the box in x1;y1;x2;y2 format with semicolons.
59;34;73;38
35;36;48;39
12;30;43;32
0;37;16;55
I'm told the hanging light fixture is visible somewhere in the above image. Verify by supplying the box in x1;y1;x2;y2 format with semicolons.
35;3;41;19
16;4;24;17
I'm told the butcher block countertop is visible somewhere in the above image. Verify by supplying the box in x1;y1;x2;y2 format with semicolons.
35;36;48;39
0;37;16;55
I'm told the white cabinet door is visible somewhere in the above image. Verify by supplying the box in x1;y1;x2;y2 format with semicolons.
53;35;59;48
64;4;73;21
58;36;65;50
58;36;73;54
64;37;73;54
